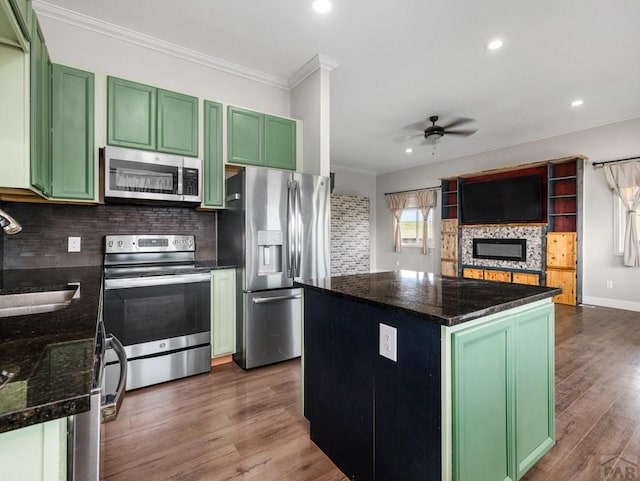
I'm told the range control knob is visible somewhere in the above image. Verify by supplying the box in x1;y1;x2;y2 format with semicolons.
117;240;123;247
107;241;113;247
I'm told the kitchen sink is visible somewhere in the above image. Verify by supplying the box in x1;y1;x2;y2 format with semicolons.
0;287;79;318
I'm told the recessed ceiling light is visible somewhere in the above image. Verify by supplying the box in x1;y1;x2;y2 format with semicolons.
570;99;584;107
486;38;504;51
313;0;332;13
405;148;413;154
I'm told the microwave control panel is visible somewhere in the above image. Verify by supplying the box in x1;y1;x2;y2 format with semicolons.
183;168;199;196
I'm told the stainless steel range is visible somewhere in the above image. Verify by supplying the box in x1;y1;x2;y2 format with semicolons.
103;235;211;392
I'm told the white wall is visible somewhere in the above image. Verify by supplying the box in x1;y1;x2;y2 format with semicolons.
331;165;377;271
376;117;640;311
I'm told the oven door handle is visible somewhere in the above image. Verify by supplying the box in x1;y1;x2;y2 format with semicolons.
104;273;211;289
102;334;127;423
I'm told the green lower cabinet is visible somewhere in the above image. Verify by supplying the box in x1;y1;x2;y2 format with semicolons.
211;269;237;357
51;64;95;200
0;418;67;481
203;100;223;207
157;88;198;156
452;302;555;481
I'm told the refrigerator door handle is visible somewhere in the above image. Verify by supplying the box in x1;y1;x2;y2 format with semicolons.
287;180;296;278
252;294;302;304
295;180;302;278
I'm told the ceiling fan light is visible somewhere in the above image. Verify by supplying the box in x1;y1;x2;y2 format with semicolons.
313;0;332;13
486;38;504;51
405;148;413;154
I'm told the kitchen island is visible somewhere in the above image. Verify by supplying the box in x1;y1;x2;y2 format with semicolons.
297;271;561;481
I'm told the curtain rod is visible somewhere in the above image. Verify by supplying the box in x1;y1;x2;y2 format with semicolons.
384;185;441;196
592;156;640;168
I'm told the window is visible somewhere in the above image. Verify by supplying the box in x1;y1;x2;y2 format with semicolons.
400;207;434;248
613;194;640;256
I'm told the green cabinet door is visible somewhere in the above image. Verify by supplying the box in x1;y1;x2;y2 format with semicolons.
8;0;31;41
157;88;198;156
203;100;223;207
264;114;296;170
107;76;156;150
50;64;94;200
452;317;516;481
29;14;50;196
514;306;555;478
211;269;237;357
227;106;263;166
0;418;67;481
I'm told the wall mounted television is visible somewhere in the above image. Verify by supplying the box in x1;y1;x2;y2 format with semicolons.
460;174;543;224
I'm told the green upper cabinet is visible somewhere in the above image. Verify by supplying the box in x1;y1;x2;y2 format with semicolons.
227;105;297;170
51;64;95;200
157;88;198;156
107;77;156;151
264;114;296;170
0;0;31;50
107;76;198;157
203;100;223;207
451;302;555;481
228;106;263;166
29;14;50;196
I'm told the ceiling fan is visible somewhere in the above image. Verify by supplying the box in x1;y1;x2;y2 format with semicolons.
396;115;477;144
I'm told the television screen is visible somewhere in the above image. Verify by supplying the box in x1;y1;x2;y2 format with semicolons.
460;174;543;224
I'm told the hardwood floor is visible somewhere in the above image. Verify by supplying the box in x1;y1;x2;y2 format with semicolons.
101;304;640;481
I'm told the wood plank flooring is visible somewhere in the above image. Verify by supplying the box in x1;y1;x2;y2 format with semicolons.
101;304;640;481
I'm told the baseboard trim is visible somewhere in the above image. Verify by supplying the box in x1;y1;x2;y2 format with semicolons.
211;354;233;367
581;296;640;313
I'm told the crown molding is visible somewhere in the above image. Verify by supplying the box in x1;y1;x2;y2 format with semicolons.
32;0;290;90
288;54;341;90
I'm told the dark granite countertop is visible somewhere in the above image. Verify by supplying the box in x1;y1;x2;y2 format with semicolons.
295;270;561;327
0;266;103;434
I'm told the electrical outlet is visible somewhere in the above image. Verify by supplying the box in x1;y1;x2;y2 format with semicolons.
379;323;397;362
606;280;614;289
68;237;81;253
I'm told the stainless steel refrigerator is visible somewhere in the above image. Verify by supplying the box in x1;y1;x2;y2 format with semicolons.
218;166;330;369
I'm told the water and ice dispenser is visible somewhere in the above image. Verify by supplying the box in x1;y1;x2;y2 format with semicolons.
257;230;283;275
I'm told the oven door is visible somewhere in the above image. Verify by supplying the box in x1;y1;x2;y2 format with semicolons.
103;273;211;348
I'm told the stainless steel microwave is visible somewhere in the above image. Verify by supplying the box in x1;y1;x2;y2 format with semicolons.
105;146;202;204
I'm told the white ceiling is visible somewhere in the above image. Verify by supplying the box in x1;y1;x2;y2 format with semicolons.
39;0;640;174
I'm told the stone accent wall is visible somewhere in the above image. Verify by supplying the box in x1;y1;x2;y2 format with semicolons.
460;225;545;271
331;194;370;276
0;202;217;269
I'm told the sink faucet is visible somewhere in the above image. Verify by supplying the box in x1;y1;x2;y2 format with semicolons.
0;208;22;234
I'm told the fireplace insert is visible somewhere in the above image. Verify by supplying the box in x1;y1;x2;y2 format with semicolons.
472;238;527;261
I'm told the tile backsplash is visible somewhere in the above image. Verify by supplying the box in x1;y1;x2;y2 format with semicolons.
331;194;370;276
0;202;217;270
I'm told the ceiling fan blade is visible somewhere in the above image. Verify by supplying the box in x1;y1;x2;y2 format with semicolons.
401;120;428;131
444;129;477;137
392;133;422;143
441;118;474;130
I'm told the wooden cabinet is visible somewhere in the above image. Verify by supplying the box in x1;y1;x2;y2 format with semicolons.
463;267;484;279
441;218;458;277
50;64;95;200
546;232;577;305
29;14;50;196
227;105;297;170
451;302;554;481
202;100;224;207
211;269;237;357
512;272;540;286
0;418;67;481
107;76;198;157
484;270;511;283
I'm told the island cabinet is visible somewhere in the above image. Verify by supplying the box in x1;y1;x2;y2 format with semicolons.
0;418;67;481
107;76;199;157
300;272;558;481
227;105;297;171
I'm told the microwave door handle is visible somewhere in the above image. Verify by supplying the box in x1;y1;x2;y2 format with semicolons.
177;165;183;196
102;335;127;423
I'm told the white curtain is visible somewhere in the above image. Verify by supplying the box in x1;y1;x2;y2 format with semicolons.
604;161;640;267
386;192;409;252
415;189;437;255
